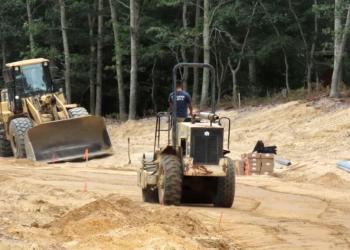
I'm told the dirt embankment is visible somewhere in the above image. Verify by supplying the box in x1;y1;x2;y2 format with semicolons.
106;98;350;185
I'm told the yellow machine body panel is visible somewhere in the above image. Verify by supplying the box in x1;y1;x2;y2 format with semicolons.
5;58;49;68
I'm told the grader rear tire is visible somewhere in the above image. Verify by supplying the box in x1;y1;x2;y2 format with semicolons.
0;123;13;157
158;154;182;205
9;118;33;158
213;158;235;208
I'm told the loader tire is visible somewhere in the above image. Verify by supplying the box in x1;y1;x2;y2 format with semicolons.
9;118;33;158
213;158;235;208
68;107;89;118
158;154;182;205
142;187;159;203
0;123;13;157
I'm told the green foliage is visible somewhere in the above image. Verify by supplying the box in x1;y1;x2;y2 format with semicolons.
0;0;341;115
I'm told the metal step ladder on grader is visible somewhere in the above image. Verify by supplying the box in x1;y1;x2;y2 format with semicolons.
137;63;235;207
0;58;113;162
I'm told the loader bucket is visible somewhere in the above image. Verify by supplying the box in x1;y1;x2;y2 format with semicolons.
25;116;113;162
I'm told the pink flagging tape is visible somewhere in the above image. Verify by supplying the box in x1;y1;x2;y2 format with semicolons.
83;148;89;161
51;151;56;163
219;212;224;229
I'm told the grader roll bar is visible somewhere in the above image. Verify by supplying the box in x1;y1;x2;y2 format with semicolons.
172;63;216;147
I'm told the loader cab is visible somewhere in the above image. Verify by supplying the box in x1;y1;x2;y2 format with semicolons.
3;58;54;112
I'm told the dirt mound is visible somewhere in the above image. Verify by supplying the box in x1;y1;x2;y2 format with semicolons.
46;195;231;249
0;175;12;182
311;172;350;188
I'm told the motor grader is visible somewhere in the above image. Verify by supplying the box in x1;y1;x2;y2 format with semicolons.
137;63;235;207
0;58;112;162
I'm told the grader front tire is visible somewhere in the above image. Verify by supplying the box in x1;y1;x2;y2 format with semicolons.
158;154;183;205
213;158;236;208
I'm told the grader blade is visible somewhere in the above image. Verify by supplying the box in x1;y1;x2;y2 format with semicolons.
25;116;113;162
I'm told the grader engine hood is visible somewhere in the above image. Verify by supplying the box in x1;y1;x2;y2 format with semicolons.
178;122;226;177
190;127;223;165
24;116;113;162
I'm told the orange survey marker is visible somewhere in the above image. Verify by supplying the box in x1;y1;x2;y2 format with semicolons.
219;212;224;229
51;151;57;163
83;148;89;161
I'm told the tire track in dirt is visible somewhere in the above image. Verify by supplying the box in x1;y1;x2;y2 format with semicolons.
185;181;350;249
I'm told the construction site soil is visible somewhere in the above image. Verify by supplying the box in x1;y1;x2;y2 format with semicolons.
0;98;350;249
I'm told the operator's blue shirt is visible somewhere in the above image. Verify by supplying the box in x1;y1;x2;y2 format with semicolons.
168;90;192;118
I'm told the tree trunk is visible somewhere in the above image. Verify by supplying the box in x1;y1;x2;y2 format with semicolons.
151;58;157;113
283;49;290;91
228;59;237;105
58;0;71;103
306;62;313;92
1;40;6;68
315;69;320;92
88;11;96;115
192;0;201;105
248;52;256;85
218;55;227;105
181;0;188;90
129;0;140;120
109;0;127;120
26;0;35;57
213;47;220;103
200;0;210;110
95;0;103;115
288;0;311;94
226;2;257;105
232;71;237;105
259;0;290;92
330;2;350;97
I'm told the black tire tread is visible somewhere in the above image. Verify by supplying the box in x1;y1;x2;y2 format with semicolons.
213;158;236;208
0;123;13;157
10;118;32;158
68;107;89;118
159;154;182;205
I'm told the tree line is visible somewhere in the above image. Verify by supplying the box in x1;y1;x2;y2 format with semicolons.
0;0;349;119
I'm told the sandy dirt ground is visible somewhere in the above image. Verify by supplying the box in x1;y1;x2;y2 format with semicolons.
1;98;350;249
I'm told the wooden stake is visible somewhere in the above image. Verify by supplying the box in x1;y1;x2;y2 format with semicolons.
238;92;241;109
219;212;224;229
128;137;131;164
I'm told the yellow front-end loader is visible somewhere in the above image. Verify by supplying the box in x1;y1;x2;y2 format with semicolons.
0;58;113;162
